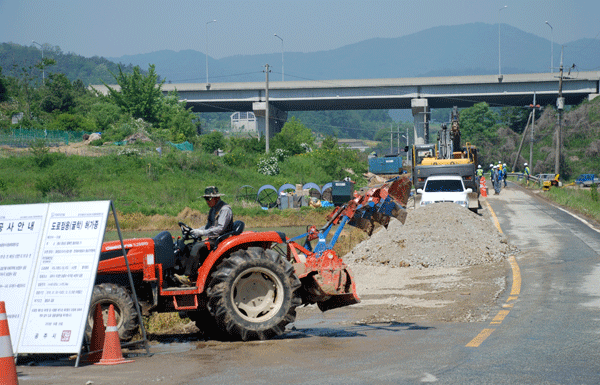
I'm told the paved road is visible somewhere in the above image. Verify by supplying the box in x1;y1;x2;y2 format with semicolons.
16;184;600;384
464;184;600;384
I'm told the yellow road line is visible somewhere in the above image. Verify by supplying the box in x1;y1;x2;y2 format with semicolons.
484;200;503;234
508;255;521;296
466;200;522;347
490;310;510;325
466;328;495;347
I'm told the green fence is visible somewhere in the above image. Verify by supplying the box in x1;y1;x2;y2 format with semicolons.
0;128;90;148
168;141;193;151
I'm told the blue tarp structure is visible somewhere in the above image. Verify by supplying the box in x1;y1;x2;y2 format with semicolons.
576;174;597;184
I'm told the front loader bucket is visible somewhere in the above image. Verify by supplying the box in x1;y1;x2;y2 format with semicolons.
295;249;360;311
387;175;412;207
317;293;360;312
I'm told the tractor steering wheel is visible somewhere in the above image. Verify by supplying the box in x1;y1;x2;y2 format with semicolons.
178;222;193;239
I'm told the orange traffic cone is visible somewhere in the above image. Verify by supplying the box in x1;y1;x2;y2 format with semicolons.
87;304;105;364
94;305;133;365
0;301;19;385
480;176;488;197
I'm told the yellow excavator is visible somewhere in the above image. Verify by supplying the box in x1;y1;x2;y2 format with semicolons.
411;106;480;212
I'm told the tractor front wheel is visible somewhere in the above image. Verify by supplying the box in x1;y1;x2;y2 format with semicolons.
86;283;139;342
207;247;301;341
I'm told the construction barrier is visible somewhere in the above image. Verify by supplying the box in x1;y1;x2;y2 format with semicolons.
95;305;133;366
0;301;19;385
479;176;488;197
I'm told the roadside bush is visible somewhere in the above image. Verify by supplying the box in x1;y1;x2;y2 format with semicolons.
101;153;145;176
274;148;290;162
35;168;80;197
229;136;265;154
89;102;121;132
101;119;137;142
200;131;225;153
223;147;256;168
280;154;330;185
257;156;279;176
164;150;190;171
46;113;95;132
29;139;55;168
591;183;598;202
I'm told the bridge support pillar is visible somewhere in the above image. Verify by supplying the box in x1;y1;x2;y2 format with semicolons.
411;98;430;145
252;102;288;139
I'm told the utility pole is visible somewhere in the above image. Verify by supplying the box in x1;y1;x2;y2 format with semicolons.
530;92;541;169
512;110;532;173
555;47;565;176
32;41;45;83
264;64;270;153
512;93;542;173
397;123;400;153
390;124;402;154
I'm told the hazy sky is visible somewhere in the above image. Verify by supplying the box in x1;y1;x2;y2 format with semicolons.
1;0;599;59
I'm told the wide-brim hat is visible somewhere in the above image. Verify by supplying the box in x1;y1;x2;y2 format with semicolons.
202;186;225;198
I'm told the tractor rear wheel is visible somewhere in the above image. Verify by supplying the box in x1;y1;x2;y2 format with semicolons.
207;247;301;341
86;283;139;342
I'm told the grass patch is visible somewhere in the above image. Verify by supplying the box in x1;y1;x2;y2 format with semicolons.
545;185;600;222
143;312;188;334
517;178;600;223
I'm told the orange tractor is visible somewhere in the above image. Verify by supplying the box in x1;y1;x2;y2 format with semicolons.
91;176;411;341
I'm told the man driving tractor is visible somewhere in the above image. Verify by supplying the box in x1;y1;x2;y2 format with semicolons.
174;186;233;286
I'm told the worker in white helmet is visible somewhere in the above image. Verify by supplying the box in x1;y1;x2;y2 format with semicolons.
503;163;508;187
493;165;502;195
524;162;531;186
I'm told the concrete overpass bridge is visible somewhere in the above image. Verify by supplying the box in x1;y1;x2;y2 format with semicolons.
92;71;600;143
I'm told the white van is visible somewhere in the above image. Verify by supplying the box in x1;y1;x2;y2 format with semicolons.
417;175;472;209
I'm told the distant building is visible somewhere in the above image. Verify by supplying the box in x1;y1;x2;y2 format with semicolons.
231;111;257;133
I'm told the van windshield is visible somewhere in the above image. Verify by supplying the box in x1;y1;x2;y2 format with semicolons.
424;179;464;192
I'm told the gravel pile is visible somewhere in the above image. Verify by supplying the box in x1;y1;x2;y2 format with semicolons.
344;202;517;268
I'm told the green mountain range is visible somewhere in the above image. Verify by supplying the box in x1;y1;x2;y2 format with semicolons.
109;23;600;84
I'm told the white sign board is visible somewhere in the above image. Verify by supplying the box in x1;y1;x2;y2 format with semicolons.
0;201;111;354
0;204;48;349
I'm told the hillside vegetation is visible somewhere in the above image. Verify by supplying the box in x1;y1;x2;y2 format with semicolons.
0;132;367;218
477;96;600;177
0;42;136;85
2;38;600;223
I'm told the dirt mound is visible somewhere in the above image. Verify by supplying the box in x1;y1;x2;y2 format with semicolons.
344;202;516;268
